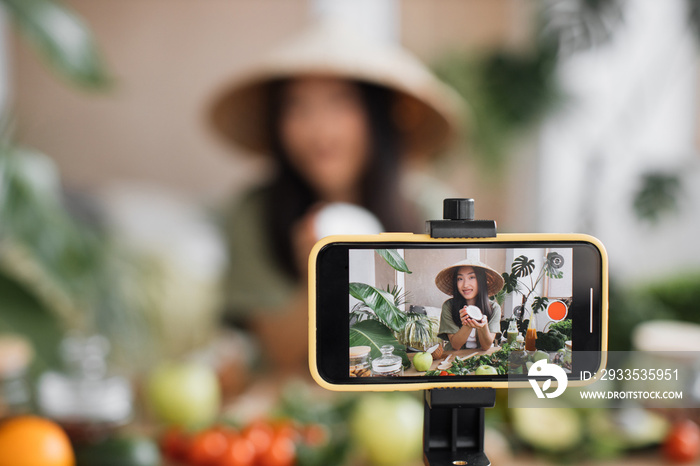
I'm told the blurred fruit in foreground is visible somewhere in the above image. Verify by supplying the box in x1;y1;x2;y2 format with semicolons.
350;393;422;466
73;436;161;466
188;427;229;465
663;420;700;464
159;421;314;466
511;403;582;453
159;426;191;461
0;415;75;466
147;361;221;429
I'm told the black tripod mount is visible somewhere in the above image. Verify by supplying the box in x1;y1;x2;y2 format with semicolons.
423;198;497;466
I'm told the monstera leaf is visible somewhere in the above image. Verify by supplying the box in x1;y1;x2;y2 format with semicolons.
349;282;407;334
376;249;412;274
349;319;409;368
511;255;536;278
532;296;549;314
502;272;520;294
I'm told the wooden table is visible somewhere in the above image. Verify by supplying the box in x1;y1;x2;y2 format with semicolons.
404;346;502;375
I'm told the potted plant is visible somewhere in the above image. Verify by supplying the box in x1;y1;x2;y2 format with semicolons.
348;250;437;367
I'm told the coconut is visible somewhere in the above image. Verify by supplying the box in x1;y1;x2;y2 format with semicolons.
466;305;483;321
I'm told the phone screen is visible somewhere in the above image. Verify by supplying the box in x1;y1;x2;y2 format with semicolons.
313;237;606;388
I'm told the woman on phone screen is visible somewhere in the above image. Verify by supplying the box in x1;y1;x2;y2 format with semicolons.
435;259;505;351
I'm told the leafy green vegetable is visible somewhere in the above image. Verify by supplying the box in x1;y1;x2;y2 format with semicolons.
426;344;514;376
549;319;572;340
536;330;565;352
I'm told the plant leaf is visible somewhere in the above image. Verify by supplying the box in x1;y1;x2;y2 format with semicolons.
349;319;409;367
384;284;410;307
532;296;549;314
349;282;407;333
502;272;520;294
2;0;111;88
349;308;377;327
511;255;535;278
399;314;438;350
376;249;412;273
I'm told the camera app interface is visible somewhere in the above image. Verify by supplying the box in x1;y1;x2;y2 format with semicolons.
348;247;573;378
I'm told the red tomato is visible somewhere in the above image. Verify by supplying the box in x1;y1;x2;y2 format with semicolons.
160;426;190;460
664;420;700;464
258;434;296;466
218;435;256;466
272;420;301;444
243;420;274;459
189;428;230;465
302;424;329;447
439;371;449;376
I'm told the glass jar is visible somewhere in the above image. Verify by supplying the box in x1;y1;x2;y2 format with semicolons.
37;335;133;443
349;346;371;378
0;335;33;420
371;345;403;377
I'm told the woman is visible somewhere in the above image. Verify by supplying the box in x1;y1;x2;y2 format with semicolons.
208;21;462;371
435;259;504;351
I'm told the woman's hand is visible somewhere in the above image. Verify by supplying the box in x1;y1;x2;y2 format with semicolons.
459;306;486;328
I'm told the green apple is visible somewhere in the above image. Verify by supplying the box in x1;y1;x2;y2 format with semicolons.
350;393;423;466
146;361;220;428
412;352;433;372
533;351;549;362
475;365;498;375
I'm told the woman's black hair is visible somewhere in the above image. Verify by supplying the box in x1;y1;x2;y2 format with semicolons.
264;78;419;279
450;267;493;328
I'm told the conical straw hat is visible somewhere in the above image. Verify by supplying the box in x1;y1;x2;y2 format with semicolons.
208;20;463;157
435;259;505;297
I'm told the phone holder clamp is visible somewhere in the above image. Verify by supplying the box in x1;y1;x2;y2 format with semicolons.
426;198;497;238
424;198;497;466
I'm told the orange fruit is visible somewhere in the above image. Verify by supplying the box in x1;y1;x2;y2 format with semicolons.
0;416;75;466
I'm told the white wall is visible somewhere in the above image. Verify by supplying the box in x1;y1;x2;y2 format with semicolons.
538;0;700;282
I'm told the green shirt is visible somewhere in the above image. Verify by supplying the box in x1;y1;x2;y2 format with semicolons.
221;187;297;318
220;179;443;320
438;299;502;351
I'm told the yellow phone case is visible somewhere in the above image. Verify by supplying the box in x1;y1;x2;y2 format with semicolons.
308;233;609;391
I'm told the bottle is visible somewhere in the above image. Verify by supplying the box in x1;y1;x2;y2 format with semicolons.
563;340;572;366
515;333;525;351
507;320;518;345
525;313;537;352
0;335;33;420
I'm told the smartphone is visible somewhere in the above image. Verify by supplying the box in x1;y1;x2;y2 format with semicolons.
309;233;608;391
